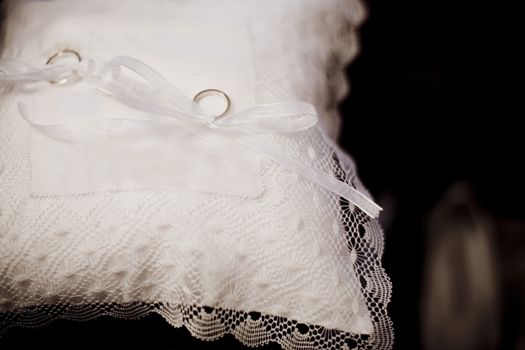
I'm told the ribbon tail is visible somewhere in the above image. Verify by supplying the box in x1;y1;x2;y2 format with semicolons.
17;101;170;142
238;138;382;218
0;59;83;82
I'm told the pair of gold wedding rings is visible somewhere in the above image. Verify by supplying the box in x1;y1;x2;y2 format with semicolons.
46;49;231;119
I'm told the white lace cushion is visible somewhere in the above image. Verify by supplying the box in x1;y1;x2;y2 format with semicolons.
0;1;392;349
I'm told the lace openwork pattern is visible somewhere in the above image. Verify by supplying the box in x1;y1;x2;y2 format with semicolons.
0;97;392;350
0;1;393;349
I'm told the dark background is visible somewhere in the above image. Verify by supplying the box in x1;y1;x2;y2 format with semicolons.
0;0;521;349
341;0;521;349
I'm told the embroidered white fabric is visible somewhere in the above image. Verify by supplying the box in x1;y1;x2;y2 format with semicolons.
0;1;393;349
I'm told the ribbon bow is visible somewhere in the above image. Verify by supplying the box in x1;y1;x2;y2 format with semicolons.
0;55;382;218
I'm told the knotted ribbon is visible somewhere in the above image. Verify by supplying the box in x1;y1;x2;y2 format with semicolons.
0;55;382;218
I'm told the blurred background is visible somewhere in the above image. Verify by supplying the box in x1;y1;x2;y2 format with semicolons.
341;0;523;349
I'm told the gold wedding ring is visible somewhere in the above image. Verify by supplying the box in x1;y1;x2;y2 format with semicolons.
46;49;82;85
193;88;231;120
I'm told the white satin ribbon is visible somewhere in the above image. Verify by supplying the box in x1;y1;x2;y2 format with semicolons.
0;56;382;218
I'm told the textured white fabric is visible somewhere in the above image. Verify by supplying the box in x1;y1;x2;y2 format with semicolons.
0;1;393;349
25;11;261;197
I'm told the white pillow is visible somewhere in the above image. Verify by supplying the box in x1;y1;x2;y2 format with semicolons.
0;1;392;349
